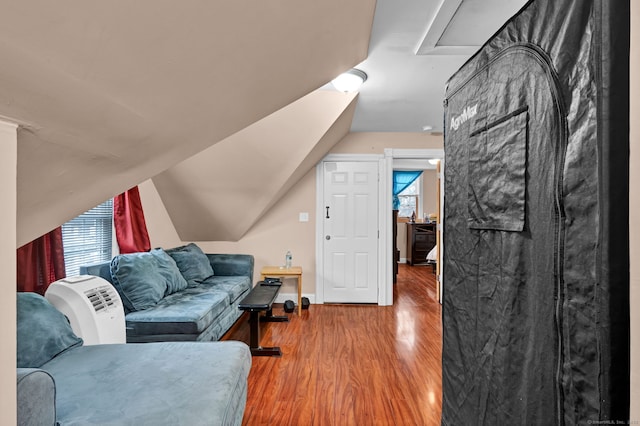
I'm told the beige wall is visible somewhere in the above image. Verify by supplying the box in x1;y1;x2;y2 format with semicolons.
142;167;317;295
1;122;17;424
138;179;182;249
142;168;318;298
422;169;438;219
199;168;318;297
630;0;639;419
330;131;444;153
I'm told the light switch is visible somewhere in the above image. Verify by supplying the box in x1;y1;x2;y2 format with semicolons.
299;212;309;222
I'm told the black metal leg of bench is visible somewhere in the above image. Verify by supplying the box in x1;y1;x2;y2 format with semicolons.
247;310;282;357
262;308;288;322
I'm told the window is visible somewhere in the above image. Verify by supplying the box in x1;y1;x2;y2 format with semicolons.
61;200;113;276
398;178;420;218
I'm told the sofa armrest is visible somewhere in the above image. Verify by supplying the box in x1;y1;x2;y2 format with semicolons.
79;261;113;284
17;368;56;426
206;254;254;281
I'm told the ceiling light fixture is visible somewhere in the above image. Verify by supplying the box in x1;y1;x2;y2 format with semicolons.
332;68;368;93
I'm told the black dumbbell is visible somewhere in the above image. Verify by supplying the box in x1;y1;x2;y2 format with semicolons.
283;300;295;313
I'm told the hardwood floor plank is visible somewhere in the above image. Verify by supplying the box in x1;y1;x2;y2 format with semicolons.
223;263;442;425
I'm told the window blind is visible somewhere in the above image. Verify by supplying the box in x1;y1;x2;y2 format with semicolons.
62;199;113;276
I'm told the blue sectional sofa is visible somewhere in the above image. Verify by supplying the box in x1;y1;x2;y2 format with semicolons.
17;292;252;426
80;243;253;343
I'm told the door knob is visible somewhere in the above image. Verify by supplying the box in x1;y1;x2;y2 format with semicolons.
325;235;331;240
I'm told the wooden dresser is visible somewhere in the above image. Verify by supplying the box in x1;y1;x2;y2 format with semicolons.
406;222;436;266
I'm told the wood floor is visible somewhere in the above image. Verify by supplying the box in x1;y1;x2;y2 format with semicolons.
223;263;442;425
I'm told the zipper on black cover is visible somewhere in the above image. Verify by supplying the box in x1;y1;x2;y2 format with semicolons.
469;106;529;137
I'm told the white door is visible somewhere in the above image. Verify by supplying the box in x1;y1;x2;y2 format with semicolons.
322;161;379;303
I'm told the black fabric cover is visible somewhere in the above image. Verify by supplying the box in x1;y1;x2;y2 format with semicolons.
441;1;629;424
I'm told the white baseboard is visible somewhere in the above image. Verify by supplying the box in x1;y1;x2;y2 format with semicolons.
274;292;315;305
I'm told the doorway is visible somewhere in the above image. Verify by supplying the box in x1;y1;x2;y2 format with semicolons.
321;160;379;303
315;154;386;305
315;150;444;306
384;149;444;305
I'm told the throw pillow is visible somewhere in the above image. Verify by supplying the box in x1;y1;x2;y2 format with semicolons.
166;243;215;287
110;251;167;311
150;248;189;295
17;292;83;368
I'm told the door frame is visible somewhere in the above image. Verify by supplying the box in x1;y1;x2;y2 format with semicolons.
315;154;386;305
383;148;445;305
315;149;445;306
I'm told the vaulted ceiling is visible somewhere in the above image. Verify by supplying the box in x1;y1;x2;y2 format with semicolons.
4;1;375;245
4;0;528;245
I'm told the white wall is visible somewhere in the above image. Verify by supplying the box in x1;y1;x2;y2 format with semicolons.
1;121;17;424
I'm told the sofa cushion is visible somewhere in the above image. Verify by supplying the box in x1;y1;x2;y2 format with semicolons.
110;250;168;312
166;243;215;287
151;248;189;295
124;286;230;336
201;275;252;304
41;341;251;426
17;293;83;368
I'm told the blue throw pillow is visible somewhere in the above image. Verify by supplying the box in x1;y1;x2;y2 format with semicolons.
166;243;214;287
110;251;168;312
17;293;83;368
150;248;188;295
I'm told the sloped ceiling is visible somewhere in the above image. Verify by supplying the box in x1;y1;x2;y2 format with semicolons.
154;90;359;241
2;1;376;246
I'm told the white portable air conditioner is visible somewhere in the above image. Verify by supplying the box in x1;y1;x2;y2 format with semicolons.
45;275;126;345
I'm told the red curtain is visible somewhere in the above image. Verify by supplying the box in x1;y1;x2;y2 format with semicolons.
17;227;66;295
113;186;151;254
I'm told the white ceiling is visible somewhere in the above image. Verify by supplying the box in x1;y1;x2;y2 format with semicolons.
349;0;529;132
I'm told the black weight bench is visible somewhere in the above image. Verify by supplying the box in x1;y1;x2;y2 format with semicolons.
238;281;289;356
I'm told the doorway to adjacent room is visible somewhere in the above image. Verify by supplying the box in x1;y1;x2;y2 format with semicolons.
385;149;444;305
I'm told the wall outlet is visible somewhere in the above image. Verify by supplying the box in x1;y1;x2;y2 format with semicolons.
299;212;309;222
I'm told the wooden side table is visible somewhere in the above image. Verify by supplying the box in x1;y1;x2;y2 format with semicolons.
259;266;303;316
